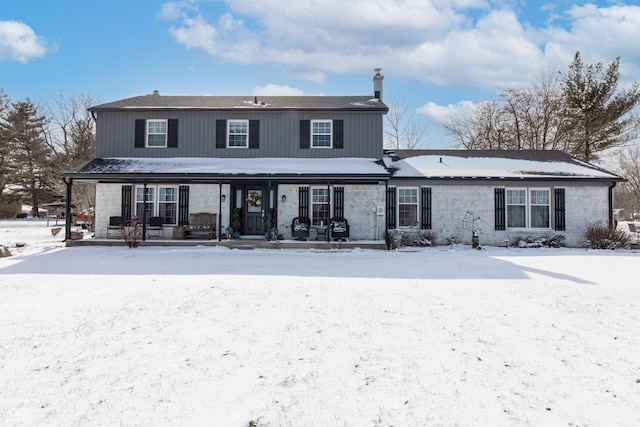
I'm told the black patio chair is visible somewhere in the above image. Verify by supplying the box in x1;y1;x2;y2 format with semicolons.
330;217;350;241
291;216;311;240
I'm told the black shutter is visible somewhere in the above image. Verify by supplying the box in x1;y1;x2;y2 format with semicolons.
495;188;506;230
421;187;432;229
298;187;309;217
249;119;259;149
334;187;344;218
333;119;344;149
135;119;145;148
216;119;226;149
554;188;566;231
300;120;310;149
386;187;396;229
121;185;132;220
167;119;178;148
178;185;189;225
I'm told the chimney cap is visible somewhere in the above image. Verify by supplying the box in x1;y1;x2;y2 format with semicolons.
374;67;382;74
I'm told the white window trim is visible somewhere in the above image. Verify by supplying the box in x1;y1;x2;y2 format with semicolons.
134;185;179;225
506;187;551;229
311;119;333;149
397;186;419;228
146;119;167;148
227;119;249;148
310;186;331;226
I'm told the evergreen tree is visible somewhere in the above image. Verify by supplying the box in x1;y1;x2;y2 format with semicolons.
562;52;640;162
5;99;54;217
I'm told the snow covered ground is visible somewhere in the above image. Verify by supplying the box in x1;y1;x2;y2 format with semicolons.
1;219;640;426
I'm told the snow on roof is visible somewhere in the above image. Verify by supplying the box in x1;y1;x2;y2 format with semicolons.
389;153;622;180
72;157;389;177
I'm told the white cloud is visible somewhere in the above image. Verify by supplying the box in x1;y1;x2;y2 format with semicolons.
0;20;52;63
417;100;477;123
252;83;304;96
161;1;640;90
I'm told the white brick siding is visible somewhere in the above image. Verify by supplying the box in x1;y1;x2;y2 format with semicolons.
411;184;611;248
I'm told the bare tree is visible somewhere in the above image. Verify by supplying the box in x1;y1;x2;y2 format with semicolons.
445;54;640;163
42;93;97;211
616;144;640;215
384;98;427;149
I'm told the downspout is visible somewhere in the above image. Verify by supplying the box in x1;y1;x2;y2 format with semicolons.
608;181;617;228
63;177;73;242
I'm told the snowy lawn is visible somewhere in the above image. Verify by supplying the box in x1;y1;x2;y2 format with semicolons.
1;219;640;426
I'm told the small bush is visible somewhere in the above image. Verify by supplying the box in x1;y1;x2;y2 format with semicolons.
515;234;565;248
401;230;436;247
584;225;630;249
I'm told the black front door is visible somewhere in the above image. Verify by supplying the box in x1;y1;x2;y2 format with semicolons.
243;188;264;235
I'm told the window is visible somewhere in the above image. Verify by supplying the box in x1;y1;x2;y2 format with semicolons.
312;120;332;148
311;187;330;225
398;188;418;227
135;185;178;225
506;188;550;228
147;120;167;147
135;187;155;219
228;120;248;148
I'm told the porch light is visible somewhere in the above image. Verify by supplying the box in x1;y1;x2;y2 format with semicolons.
281;194;286;203
221;194;226;202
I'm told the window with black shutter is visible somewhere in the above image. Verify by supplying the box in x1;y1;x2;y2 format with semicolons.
421;187;432;229
495;188;506;230
554;188;566;231
386;187;396;229
178;185;190;225
298;186;309;217
333;187;344;218
121;185;132;220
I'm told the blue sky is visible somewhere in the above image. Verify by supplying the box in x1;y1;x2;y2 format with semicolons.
2;0;640;147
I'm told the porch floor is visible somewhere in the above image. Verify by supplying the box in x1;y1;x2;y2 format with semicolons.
66;238;388;251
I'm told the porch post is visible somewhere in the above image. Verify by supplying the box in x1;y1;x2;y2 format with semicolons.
64;178;73;242
142;181;147;241
218;182;222;241
326;181;331;242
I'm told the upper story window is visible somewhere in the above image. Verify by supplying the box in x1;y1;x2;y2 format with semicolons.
506;188;550;228
398;187;418;227
228;120;249;148
135;119;177;149
312;120;332;148
147;120;167;147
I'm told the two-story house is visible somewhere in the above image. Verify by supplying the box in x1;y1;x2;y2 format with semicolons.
64;71;391;243
64;70;625;248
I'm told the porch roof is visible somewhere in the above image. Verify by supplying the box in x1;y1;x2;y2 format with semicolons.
64;157;390;183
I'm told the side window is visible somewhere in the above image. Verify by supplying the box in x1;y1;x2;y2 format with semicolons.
530;189;550;228
228;120;248;148
311;120;332;148
398;188;418;227
506;189;526;228
158;187;178;225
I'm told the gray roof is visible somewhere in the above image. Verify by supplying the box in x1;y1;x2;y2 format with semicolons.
90;94;388;112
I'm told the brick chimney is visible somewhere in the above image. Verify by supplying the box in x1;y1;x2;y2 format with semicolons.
373;68;383;100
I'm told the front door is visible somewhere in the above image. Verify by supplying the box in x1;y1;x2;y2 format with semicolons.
243;188;264;235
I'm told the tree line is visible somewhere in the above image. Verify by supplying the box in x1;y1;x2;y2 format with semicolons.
0;90;96;217
445;52;640;163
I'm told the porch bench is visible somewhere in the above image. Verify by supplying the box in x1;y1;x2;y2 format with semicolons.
183;213;217;240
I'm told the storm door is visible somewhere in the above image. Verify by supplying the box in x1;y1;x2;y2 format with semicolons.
243;188;265;235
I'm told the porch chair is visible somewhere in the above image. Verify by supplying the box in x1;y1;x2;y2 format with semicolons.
291;216;311;240
106;216;122;239
146;216;165;239
330;217;350;241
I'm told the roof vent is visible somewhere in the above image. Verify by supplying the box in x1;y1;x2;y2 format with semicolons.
152;90;160;96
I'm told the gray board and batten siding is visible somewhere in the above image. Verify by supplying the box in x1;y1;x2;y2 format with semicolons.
91;95;388;159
